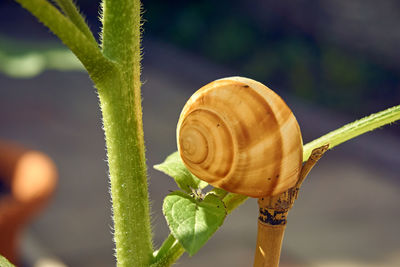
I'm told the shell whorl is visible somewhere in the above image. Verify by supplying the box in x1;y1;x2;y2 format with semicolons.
177;77;303;197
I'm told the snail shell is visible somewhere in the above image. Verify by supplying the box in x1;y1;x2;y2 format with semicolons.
177;77;303;197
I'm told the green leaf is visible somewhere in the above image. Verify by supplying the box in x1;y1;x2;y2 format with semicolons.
0;255;15;267
162;191;227;256
154;151;208;193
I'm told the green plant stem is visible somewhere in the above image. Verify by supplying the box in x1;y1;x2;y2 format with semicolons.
53;0;98;46
153;104;400;266
99;0;153;266
98;75;154;267
14;0;114;85
303;104;400;159
222;193;249;214
209;187;229;199
17;0;152;265
0;255;14;267
151;235;184;267
154;234;176;258
151;238;185;267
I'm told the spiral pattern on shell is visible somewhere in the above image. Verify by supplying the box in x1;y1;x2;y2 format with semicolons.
177;77;303;197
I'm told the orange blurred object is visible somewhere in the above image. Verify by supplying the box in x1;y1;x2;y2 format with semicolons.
0;140;57;265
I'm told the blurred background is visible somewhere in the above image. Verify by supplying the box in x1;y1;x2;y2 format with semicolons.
0;0;399;266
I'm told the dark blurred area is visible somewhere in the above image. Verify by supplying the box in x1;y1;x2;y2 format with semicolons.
145;0;400;117
1;0;400;118
0;1;399;267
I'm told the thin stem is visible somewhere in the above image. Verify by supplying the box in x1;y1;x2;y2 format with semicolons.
151;235;184;267
99;0;153;266
209;187;229;199
222;193;248;214
151;238;185;267
154;235;176;259
296;144;329;188
53;0;98;46
14;0;115;86
303;104;400;160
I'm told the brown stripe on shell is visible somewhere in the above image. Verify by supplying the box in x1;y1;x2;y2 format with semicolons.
211;81;283;197
177;77;303;197
270;115;303;195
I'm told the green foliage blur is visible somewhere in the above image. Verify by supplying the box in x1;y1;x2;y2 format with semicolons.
144;1;400;117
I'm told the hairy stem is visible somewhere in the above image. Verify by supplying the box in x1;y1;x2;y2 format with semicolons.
303;104;400;159
99;0;153;266
16;0;152;265
53;0;98;46
14;0;115;85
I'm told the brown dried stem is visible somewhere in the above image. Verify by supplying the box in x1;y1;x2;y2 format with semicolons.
253;144;329;267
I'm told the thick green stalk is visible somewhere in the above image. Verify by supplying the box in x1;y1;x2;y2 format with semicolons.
16;0;152;265
14;0;114;85
98;74;153;267
99;0;153;266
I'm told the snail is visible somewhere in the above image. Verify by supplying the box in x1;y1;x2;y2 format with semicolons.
176;77;329;267
177;77;303;197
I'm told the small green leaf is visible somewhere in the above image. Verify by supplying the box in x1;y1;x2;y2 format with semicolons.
0;255;15;267
154;151;208;193
162;191;227;256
